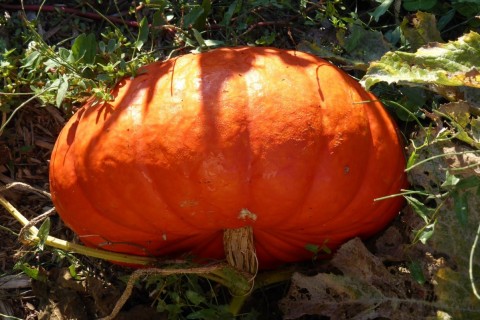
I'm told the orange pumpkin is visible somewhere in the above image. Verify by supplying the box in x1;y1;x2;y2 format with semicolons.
49;47;407;269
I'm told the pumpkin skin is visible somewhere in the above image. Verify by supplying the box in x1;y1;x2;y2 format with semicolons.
49;47;407;269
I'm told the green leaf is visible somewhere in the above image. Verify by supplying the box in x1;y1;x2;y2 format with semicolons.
196;0;212;30
452;0;480;17
343;23;391;62
203;39;224;47
22;51;41;68
183;5;205;28
456;176;480;190
305;243;319;254
402;0;436;11
56;75;69;108
192;29;207;49
408;131;480;317
385;87;427;121
14;263;45;281
255;31;276;45
405;196;434;223
442;171;461;189
297;41;368;71
58;47;72;62
146;0;169;10
185;290;206;306
370;0;395;22
361;31;480;90
408;261;426;284
152;10;166;27
438;9;456;31
471;117;480;142
305;241;332;255
72;33;97;64
417;224;435;244
135;17;149;50
68;264;79;279
438;101;480;148
221;0;241;26
98;40;106;53
106;39;118;53
452;190;469;226
37;217;51;250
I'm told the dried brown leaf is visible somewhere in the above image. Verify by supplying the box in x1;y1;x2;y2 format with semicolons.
279;238;432;319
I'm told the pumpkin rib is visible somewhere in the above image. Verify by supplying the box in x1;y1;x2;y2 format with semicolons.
130;64;209;234
307;139;400;233
313;106;405;235
68;90;203;240
134;149;207;234
50;119;164;248
73;117;171;236
282;67;372;230
75;122;185;239
243;54;333;230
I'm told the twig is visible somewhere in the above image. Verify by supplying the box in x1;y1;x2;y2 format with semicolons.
405;150;480;172
0;182;55;240
18;207;55;242
0;182;51;198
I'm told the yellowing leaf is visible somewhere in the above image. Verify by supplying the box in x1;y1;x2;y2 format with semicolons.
361;31;480;90
400;12;443;50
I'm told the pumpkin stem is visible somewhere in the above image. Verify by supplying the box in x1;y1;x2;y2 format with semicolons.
224;226;258;276
223;226;258;314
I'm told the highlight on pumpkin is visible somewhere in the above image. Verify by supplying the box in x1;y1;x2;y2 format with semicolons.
48;46;407;272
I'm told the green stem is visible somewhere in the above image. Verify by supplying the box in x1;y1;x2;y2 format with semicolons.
228;267;295;315
0;194;253;293
0;194;157;265
229;295;249;316
254;267;295;288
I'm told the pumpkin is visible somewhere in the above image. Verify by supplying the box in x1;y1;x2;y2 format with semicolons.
49;47;407;269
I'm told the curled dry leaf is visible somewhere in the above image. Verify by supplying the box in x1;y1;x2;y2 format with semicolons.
279;238;431;320
374;225;407;261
